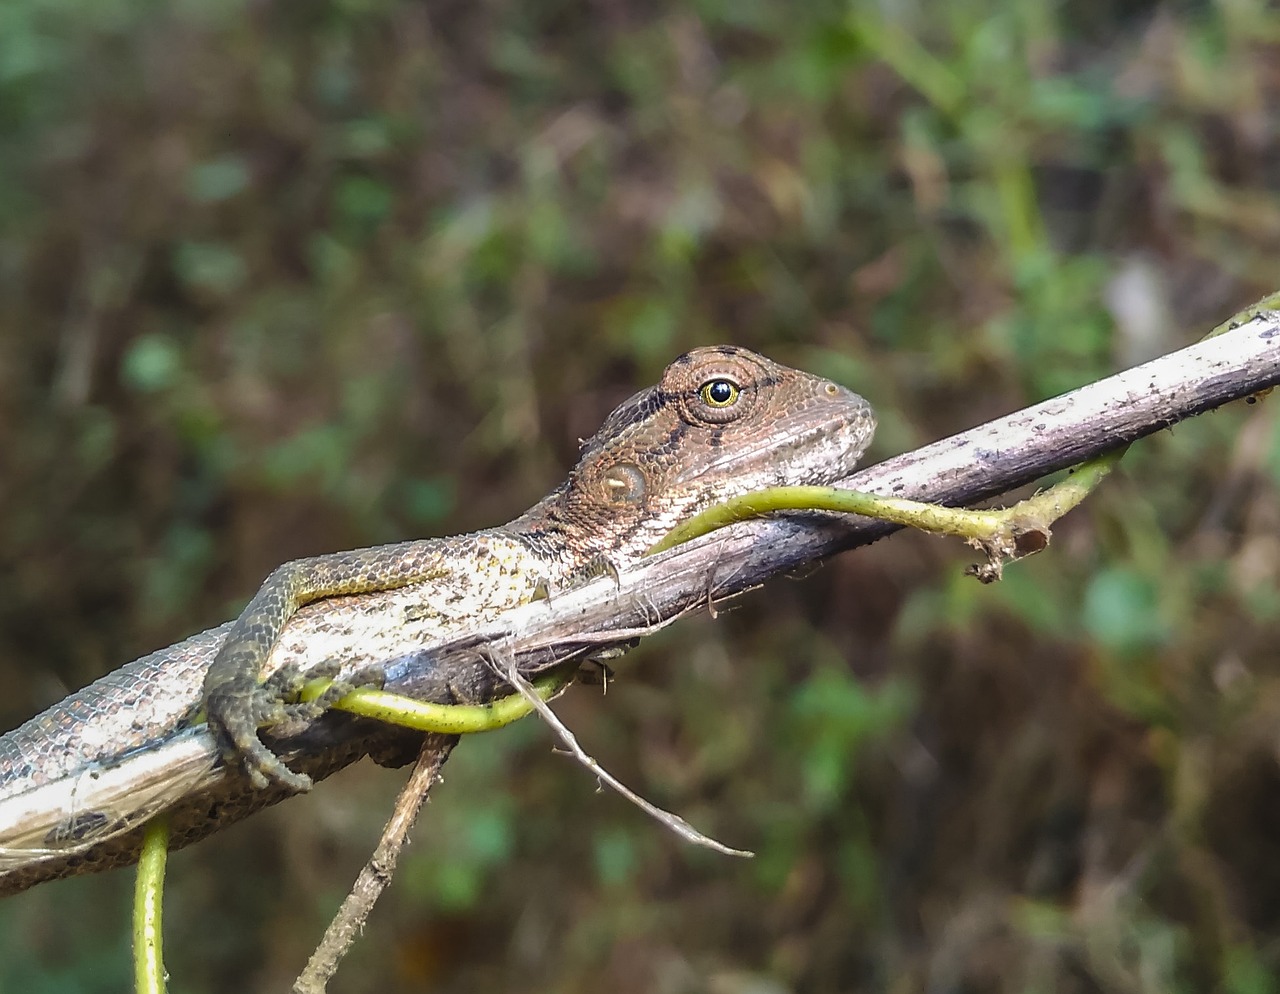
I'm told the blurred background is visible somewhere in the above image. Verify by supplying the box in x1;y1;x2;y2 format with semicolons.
1;0;1278;991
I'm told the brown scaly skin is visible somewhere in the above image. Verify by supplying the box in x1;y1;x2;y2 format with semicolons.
0;346;874;893
205;345;876;789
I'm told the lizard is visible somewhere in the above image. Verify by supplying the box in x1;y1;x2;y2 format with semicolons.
0;345;875;896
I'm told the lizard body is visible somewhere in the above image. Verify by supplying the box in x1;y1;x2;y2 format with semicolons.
0;346;874;894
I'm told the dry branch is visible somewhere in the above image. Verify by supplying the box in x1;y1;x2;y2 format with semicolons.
2;301;1277;891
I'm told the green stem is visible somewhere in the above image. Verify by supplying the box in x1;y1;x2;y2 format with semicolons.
301;672;570;734
648;449;1125;556
133;815;170;994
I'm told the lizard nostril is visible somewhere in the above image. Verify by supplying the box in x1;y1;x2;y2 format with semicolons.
824;382;839;396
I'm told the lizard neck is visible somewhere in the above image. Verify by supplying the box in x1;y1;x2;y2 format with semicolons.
503;483;657;569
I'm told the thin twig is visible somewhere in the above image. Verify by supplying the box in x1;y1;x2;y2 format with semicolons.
489;650;753;858
292;735;456;994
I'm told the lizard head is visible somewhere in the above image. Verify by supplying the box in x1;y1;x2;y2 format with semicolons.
532;345;876;560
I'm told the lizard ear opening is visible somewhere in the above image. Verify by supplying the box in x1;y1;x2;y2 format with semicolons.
567;458;649;512
601;462;647;505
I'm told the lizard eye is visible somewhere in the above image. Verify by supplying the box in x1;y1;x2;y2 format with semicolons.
699;378;740;409
663;350;761;426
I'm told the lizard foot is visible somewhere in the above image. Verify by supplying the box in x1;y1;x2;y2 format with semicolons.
206;663;388;792
205;674;315;793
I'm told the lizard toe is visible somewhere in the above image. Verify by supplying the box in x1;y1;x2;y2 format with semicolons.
234;734;312;793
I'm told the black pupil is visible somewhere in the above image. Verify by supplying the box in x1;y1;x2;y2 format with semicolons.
707;380;734;404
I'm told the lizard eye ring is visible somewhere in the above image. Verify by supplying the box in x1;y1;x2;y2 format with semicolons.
662;348;761;426
699;378;740;409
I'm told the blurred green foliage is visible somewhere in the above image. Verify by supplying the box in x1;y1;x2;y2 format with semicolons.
1;0;1278;991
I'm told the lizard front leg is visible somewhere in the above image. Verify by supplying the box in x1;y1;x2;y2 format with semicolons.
202;541;448;790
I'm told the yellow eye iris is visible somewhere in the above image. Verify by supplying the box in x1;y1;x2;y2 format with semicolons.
699;378;740;408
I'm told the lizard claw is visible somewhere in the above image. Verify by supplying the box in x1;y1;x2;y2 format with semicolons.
205;676;314;792
238;736;313;793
